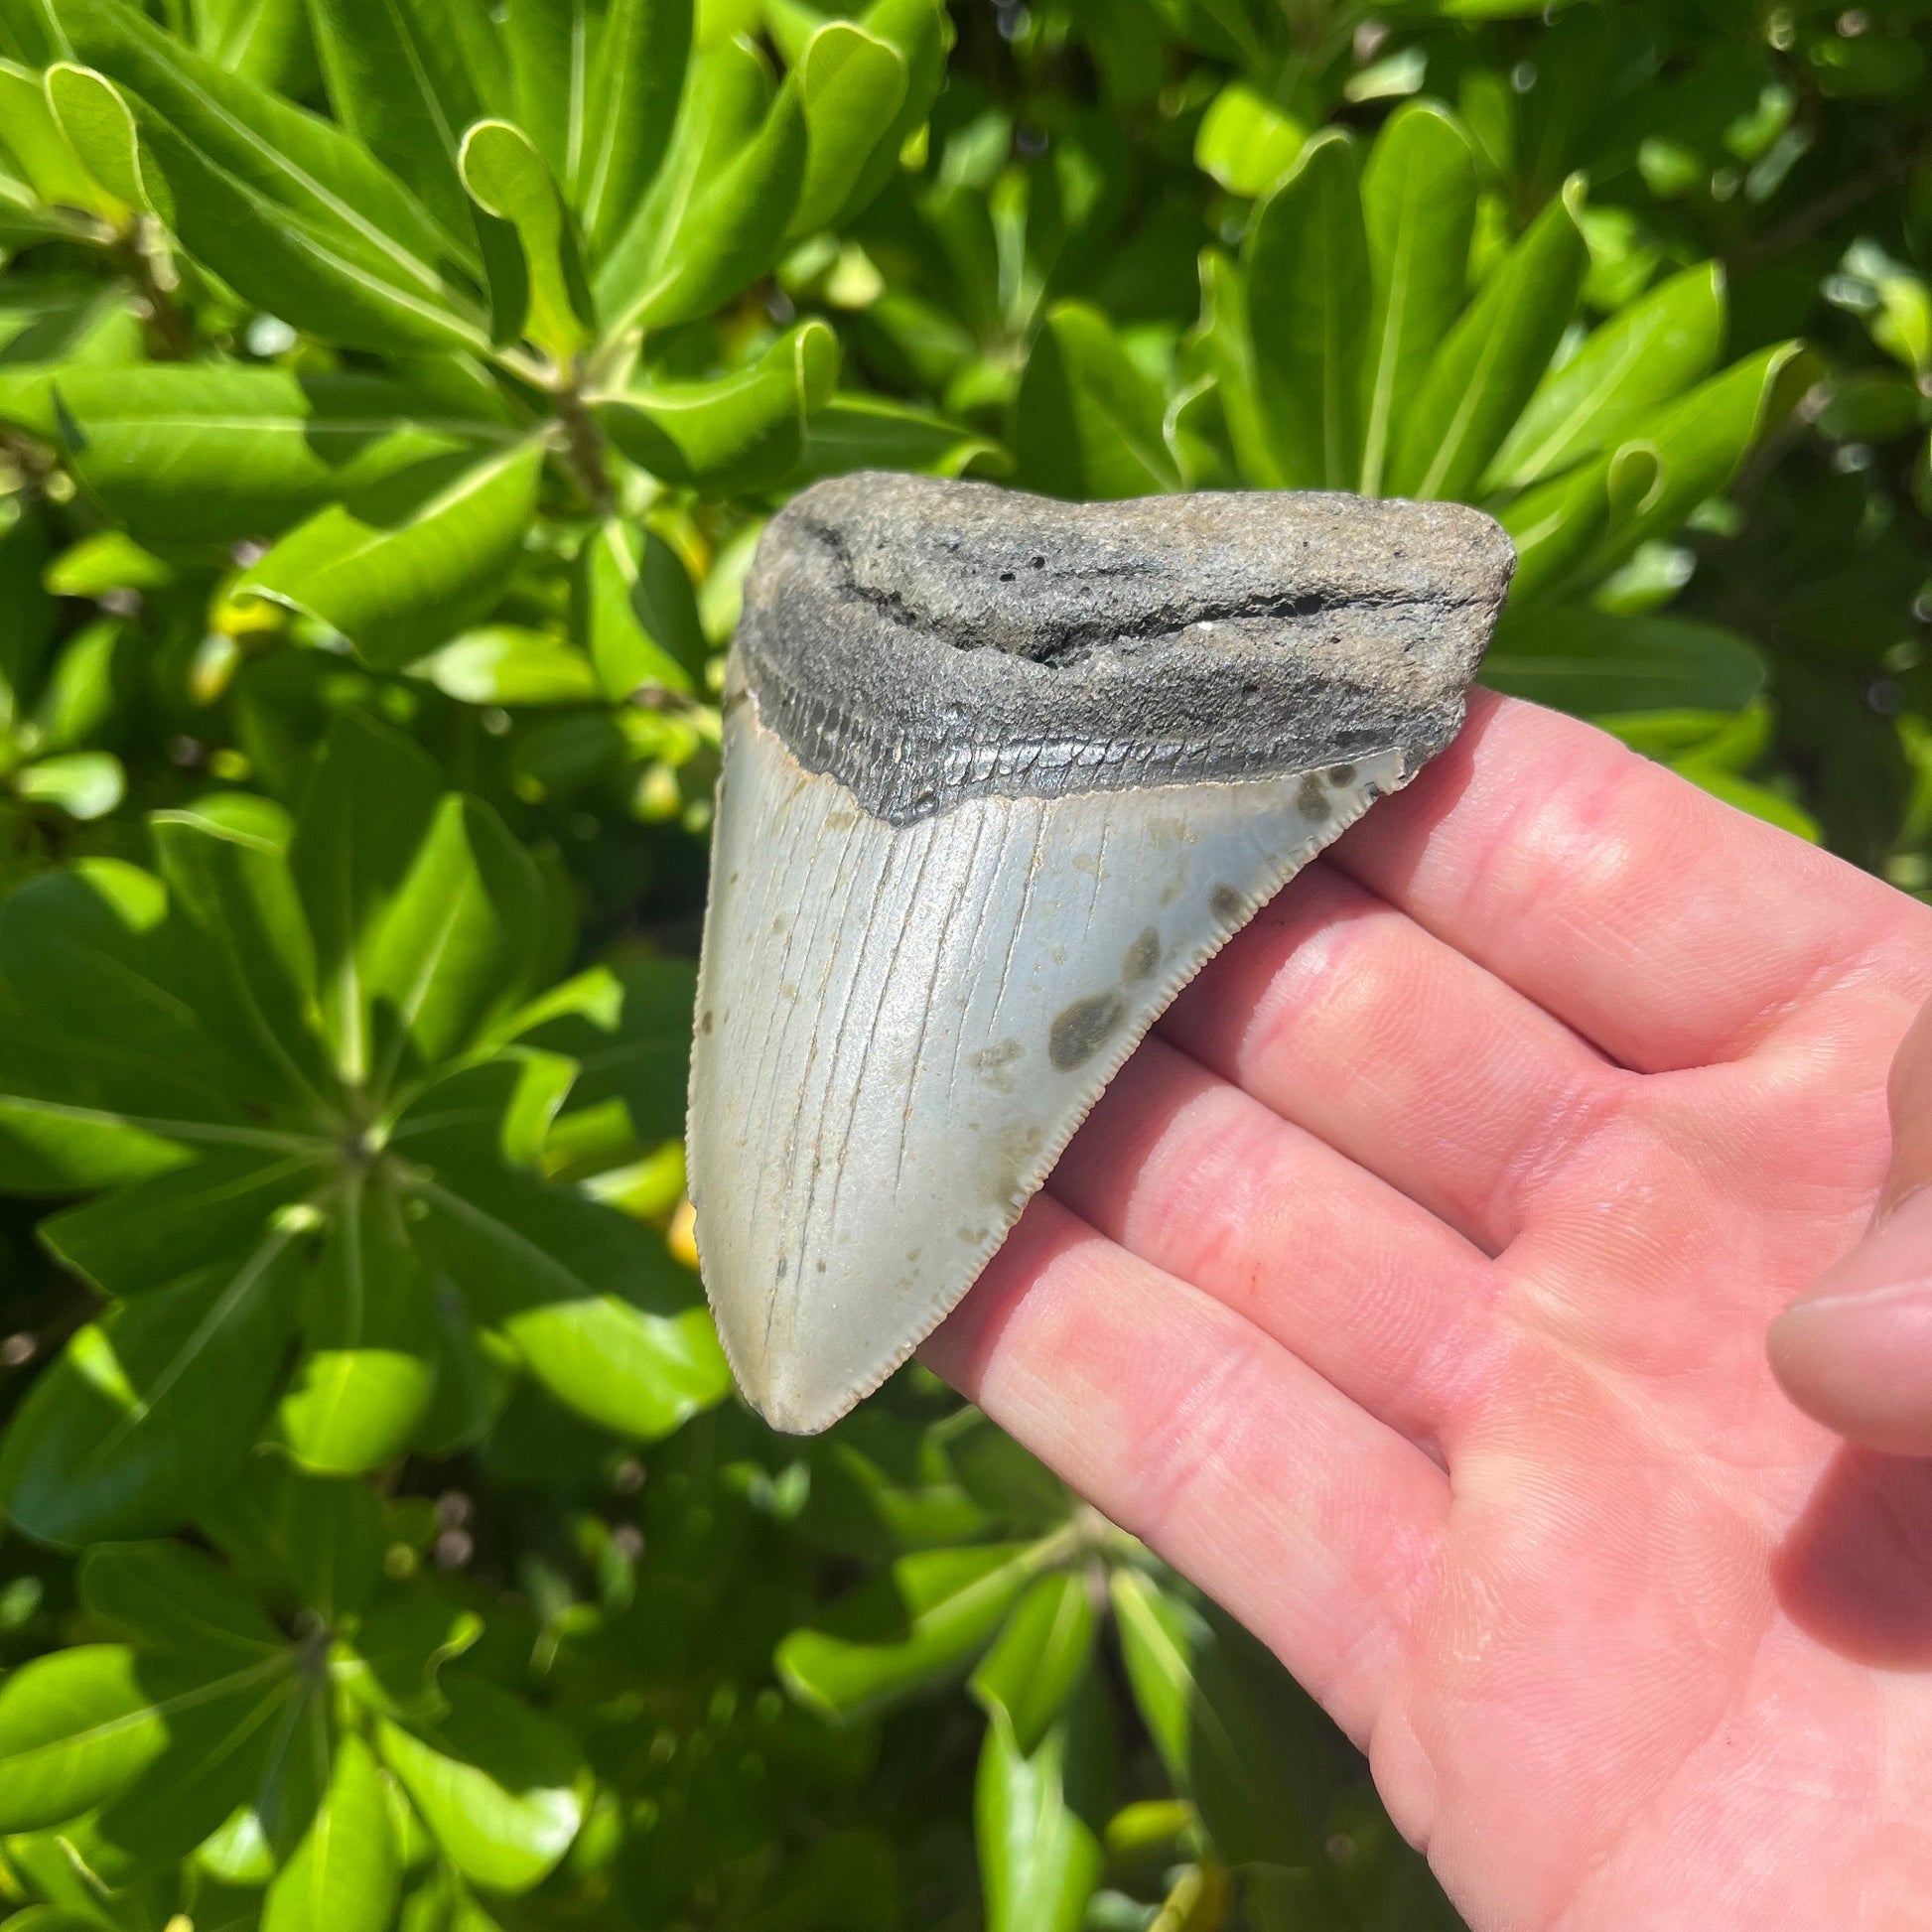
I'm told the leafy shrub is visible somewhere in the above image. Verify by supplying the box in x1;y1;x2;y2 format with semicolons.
0;0;1930;1928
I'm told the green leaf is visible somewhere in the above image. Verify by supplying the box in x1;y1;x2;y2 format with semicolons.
785;21;904;240
576;0;690;254
375;1676;582;1892
1390;177;1589;501
0;495;56;700
593;35;769;323
0;1239;302;1545
1484;261;1726;491
15;751;122;820
1110;1570;1355;1883
611;58;806;332
0;56;110;210
263;1732;401;1932
34;365;513;547
582;519;705;698
1483;605;1766;716
151;794;337;1109
777;1543;1040;1721
0;861;277;1189
1244;128;1369;491
41;1146;327;1296
305;0;502;246
975;1682;1108;1932
798;392;1005;482
287;709;442;1090
1499;438;1659;607
1193;79;1304;198
360;791;547;1078
459;118;593;359
1015;299;1180;499
53;0;486;349
969;1571;1096;1756
0;1645;166;1832
80;1540;285;1660
1358;101;1476;497
594;319;837;492
409;1164;729;1439
43;60;143;207
277;1171;437;1473
342;1592;483;1723
1195;247;1281;489
235;441;545;670
418;625;603;706
1584;342;1810;577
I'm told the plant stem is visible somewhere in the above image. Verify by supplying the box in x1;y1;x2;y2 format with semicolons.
552;379;618;519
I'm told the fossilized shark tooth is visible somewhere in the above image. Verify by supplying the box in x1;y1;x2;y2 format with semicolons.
688;474;1514;1433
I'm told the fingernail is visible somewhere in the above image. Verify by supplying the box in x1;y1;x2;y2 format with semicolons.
1786;1185;1932;1315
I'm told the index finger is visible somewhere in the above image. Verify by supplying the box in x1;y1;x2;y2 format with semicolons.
1331;692;1932;1073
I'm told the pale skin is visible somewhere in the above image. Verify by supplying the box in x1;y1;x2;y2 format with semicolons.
922;692;1932;1932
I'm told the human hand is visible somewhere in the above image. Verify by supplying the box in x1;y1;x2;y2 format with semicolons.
923;692;1932;1932
1770;997;1932;1457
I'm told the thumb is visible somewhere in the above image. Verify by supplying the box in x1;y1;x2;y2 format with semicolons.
1768;998;1932;1456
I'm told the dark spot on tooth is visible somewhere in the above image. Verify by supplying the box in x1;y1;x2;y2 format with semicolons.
1297;774;1331;822
1209;884;1245;923
700;1010;715;1035
967;1038;1025;1092
775;1257;788;1280
770;915;785;935
999;570;1015;582
816;1260;826;1274
1328;761;1357;785
1049;990;1129;1070
1121;926;1161;983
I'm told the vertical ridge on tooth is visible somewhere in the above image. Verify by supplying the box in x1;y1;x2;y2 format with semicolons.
688;474;1515;1433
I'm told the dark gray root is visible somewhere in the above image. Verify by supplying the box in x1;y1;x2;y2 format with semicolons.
736;474;1517;825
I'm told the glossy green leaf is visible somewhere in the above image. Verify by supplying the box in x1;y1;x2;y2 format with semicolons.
611;58;805;332
1015;299;1180;499
43;61;144;207
263;1732;400;1932
361;791;547;1077
1485;262;1726;491
0;861;276;1189
1358;101;1476;496
798;392;1005;482
777;1543;1039;1720
975;1682;1108;1932
376;1676;582;1891
1390;177;1589;501
0;1240;302;1545
0;495;56;700
287;709;441;1088
1584;343;1810;577
576;0;690;253
33;365;511;547
1245;128;1369;490
418;625;603;706
0;1645;165;1831
409;1161;728;1438
305;0;502;245
785;21;904;240
593;35;770;323
15;752;122;819
593;320;837;492
277;1172;437;1473
151;794;337;1109
582;518;705;698
235;441;545;669
459;118;592;358
80;1539;285;1660
1195;247;1281;490
969;1571;1096;1756
1111;1569;1359;1883
0;56;109;210
41;1146;327;1296
54;0;486;349
1500;439;1660;607
1193;79;1304;197
1483;605;1765;715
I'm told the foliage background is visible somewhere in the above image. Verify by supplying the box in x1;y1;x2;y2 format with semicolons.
0;0;1928;1926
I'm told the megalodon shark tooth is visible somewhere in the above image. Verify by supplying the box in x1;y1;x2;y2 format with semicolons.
688;474;1515;1434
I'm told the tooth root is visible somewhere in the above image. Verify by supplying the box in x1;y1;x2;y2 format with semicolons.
687;475;1515;1434
690;693;1401;1433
